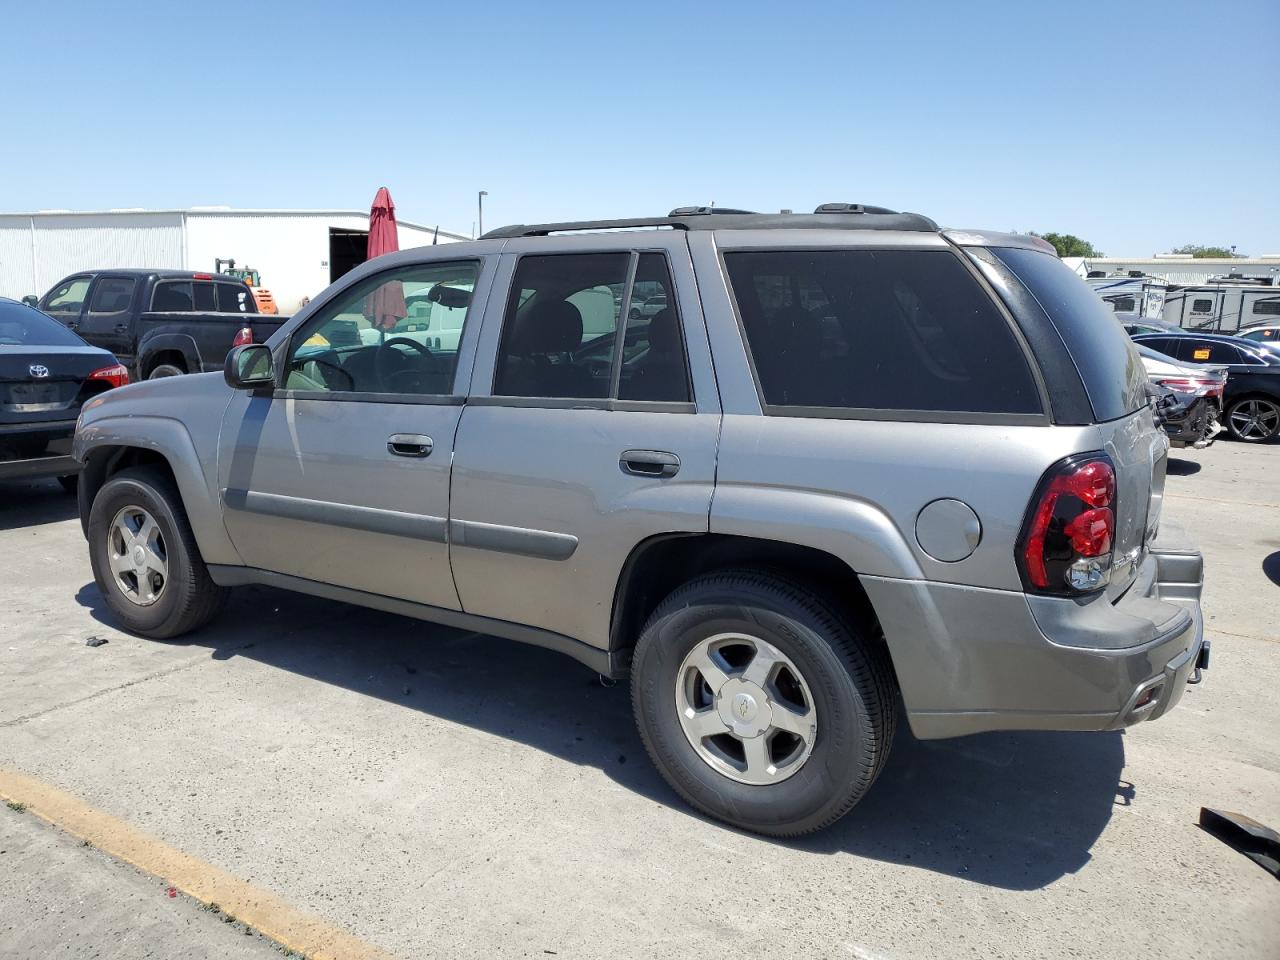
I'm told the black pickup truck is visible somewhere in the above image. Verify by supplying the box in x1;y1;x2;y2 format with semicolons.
35;270;286;380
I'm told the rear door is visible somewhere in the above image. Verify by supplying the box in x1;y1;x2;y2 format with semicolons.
448;234;720;649
218;255;495;610
77;275;138;362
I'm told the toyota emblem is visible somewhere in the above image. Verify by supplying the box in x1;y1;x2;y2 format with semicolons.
28;364;50;378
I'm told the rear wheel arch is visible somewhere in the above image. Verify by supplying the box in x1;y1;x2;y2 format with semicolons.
609;533;892;664
142;350;188;378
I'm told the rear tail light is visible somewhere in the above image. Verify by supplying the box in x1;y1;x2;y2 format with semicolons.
231;326;254;347
87;363;130;389
1018;454;1116;594
1156;377;1224;399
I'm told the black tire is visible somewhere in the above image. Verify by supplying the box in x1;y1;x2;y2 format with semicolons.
147;363;184;379
1225;395;1280;443
630;569;898;837
87;466;228;638
57;474;79;494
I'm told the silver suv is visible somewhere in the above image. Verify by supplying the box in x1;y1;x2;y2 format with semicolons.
73;204;1209;836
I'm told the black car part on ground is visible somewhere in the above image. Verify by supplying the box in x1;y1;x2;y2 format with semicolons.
1199;808;1280;879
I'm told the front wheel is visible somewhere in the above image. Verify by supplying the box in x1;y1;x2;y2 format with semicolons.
630;570;898;837
87;467;228;638
1226;396;1280;442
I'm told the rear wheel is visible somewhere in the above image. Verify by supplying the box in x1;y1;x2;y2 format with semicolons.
147;363;184;379
1226;396;1280;442
88;467;228;638
630;569;897;836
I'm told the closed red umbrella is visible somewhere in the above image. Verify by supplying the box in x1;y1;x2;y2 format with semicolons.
365;186;405;330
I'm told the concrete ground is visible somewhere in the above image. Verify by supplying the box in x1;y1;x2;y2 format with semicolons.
0;439;1277;959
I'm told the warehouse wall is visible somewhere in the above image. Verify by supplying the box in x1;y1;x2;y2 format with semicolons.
184;213;460;314
0;213;183;299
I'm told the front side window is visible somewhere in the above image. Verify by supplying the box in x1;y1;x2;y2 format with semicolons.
725;249;1041;415
45;277;91;312
88;277;136;313
284;261;480;396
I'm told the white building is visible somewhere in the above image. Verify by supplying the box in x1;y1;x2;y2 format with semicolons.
1066;254;1280;287
0;208;468;313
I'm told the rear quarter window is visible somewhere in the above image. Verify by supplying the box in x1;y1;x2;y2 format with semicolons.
723;248;1042;417
991;247;1147;423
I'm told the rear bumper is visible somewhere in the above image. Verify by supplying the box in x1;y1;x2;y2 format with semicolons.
862;520;1206;739
0;421;78;481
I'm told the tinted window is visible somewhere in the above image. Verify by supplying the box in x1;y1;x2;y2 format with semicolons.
217;282;252;313
285;261;479;396
1252;299;1280;317
494;254;628;399
192;282;217;311
88;277;136;313
1134;336;1178;355
0;301;87;347
1175;339;1241;365
1190;298;1214;314
725;249;1040;414
44;277;91;313
151;281;193;311
1240;325;1278;341
619;254;690;402
1103;294;1136;312
992;247;1146;422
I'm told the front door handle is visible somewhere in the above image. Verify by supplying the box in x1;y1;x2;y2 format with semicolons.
114;323;129;333
620;449;680;478
387;434;433;458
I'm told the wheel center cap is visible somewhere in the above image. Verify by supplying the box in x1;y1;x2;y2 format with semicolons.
132;545;146;567
716;678;772;738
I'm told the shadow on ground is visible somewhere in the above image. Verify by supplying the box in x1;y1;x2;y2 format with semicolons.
75;580;1125;891
1263;550;1280;588
1165;457;1202;477
0;479;78;531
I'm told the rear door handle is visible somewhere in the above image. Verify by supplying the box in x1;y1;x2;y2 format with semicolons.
387;434;433;458
620;449;680;478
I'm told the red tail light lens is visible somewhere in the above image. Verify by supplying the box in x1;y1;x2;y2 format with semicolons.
231;326;254;347
87;363;130;389
1019;454;1116;594
1157;377;1224;399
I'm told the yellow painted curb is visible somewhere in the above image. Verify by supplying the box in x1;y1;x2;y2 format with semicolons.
0;770;399;960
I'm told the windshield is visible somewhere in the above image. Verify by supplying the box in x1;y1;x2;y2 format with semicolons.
0;300;88;347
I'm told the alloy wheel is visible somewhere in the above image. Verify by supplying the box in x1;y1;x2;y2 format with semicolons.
107;505;168;606
1229;399;1280;441
675;632;818;785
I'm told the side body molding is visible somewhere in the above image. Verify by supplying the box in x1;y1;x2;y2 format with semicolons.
74;414;243;566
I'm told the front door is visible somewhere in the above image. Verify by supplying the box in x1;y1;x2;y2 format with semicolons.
218;256;493;610
448;238;721;648
40;275;92;331
78;275;139;363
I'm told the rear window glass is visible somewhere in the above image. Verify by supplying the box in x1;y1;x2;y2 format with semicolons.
217;282;253;313
991;247;1147;422
192;282;217;311
0;300;87;347
723;249;1041;415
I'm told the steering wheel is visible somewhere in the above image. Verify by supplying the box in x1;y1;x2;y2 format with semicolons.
374;336;433;392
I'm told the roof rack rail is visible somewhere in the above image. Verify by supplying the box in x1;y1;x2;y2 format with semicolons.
483;205;939;239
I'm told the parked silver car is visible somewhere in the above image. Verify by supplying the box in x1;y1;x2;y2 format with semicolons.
72;204;1208;836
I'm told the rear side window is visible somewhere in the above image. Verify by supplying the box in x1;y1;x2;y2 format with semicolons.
991;247;1147;422
151;281;193;311
88;277;136;313
724;249;1041;415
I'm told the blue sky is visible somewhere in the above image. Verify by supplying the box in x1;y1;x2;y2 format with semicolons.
3;0;1276;255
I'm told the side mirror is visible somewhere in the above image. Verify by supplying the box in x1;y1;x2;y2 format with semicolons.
21;295;38;307
225;344;275;390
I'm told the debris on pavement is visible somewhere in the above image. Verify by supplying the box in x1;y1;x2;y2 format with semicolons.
1199;807;1280;879
85;636;109;648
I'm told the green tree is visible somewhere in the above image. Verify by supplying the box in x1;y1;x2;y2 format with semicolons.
1170;244;1241;259
1033;232;1104;258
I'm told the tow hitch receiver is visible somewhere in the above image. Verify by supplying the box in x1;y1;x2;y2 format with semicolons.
1189;639;1211;685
